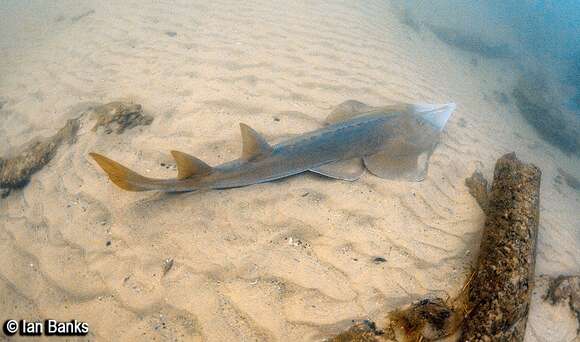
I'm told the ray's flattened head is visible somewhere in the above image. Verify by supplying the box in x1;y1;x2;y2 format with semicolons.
412;102;456;131
362;102;455;182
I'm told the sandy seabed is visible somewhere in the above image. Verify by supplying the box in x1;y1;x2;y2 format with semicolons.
1;1;578;341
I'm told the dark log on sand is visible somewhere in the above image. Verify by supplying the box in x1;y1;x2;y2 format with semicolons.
327;153;541;341
462;152;541;341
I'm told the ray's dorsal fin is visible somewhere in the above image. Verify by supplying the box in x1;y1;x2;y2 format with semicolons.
240;123;272;161
170;150;213;179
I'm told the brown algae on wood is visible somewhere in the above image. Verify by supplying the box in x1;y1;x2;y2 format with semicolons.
327;321;384;342
462;152;541;341
327;293;469;341
0;118;80;190
91;101;153;134
388;297;463;342
0;101;151;196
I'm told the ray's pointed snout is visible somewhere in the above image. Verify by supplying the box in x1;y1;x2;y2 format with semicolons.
413;102;456;130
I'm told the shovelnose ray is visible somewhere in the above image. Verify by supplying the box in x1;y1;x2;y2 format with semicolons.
89;100;456;192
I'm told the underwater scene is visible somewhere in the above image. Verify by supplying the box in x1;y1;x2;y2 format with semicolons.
0;1;578;341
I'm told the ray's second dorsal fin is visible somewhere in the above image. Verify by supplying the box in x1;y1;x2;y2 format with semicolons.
240;123;272;161
170;150;213;179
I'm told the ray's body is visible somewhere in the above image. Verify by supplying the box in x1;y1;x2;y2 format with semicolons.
90;101;455;193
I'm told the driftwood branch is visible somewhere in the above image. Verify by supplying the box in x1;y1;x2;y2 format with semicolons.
462;152;541;341
327;152;542;341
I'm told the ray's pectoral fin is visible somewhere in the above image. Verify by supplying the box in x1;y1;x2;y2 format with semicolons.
310;158;365;181
170;150;213;179
240;123;273;161
363;150;433;182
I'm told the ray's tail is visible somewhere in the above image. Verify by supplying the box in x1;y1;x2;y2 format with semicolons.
89;153;155;191
89;151;214;192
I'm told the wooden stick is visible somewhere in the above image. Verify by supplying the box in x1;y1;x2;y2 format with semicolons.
461;152;541;341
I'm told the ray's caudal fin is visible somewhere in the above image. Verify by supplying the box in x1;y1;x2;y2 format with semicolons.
89;153;152;191
89;150;214;191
